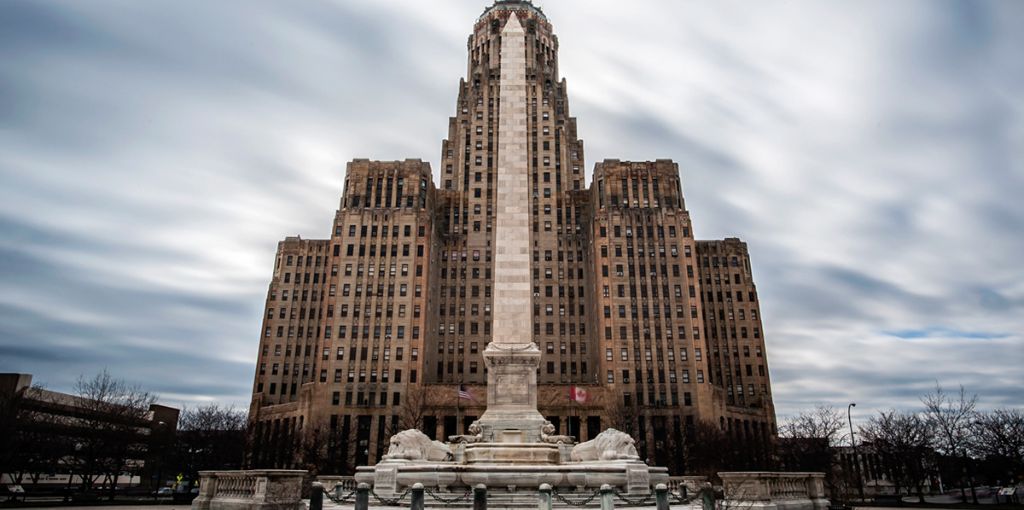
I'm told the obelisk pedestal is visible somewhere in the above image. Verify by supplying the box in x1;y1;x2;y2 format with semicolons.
474;342;546;442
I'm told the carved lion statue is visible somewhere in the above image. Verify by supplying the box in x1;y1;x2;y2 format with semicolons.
570;428;640;461
383;429;453;462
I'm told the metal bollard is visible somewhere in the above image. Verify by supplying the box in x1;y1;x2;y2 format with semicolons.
700;483;715;510
310;482;324;510
600;484;614;510
355;483;369;510
473;484;487;510
537;483;552;510
655;484;668;510
411;483;425;510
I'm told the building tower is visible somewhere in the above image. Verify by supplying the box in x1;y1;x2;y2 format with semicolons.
246;1;776;474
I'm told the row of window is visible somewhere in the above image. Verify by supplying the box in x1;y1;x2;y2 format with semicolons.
335;283;418;298
281;271;326;284
599;224;688;239
327;303;420;319
703;290;758;303
264;322;426;341
603;324;701;341
709;345;765;358
259;365;420;386
707;326;762;340
282;254;325;267
602;262;691;279
269;289;323;302
332;390;404;407
621;390;695;408
706;308;760;322
341;224;426;239
701;255;743;268
331;324;421;340
607;347;695;362
339;243;424;258
256;367;421;398
609;368;701;385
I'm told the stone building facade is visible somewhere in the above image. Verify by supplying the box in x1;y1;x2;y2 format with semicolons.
246;0;775;473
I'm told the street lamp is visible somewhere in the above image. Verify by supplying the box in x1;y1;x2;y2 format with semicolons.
848;403;865;502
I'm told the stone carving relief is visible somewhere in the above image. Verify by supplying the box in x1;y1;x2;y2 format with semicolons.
449;421;483;444
264;479;300;502
570;428;640;461
539;421;574;444
383;429;453;462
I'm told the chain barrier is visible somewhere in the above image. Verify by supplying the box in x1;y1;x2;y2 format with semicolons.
424;488;473;506
370;488;411;506
669;491;696;505
550;489;601;507
612;489;655;507
324;489;357;504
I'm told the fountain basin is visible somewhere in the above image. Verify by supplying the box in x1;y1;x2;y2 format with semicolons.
463;442;561;464
355;459;668;497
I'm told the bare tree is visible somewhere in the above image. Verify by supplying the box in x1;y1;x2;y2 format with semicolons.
921;383;978;503
780;405;846;447
398;386;428;432
778;405;846;500
0;382;30;481
0;383;72;486
606;396;637;437
859;409;933;503
69;370;157;498
176;404;247;484
970;408;1024;483
298;426;329;477
684;419;733;480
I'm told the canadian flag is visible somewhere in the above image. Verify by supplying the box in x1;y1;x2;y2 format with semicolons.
569;385;589;403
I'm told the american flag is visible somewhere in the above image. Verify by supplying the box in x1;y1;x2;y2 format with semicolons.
458;384;473;400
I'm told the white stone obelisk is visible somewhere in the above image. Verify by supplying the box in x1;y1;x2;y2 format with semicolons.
476;12;546;443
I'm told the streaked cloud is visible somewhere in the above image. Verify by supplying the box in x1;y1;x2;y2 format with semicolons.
1;0;1021;421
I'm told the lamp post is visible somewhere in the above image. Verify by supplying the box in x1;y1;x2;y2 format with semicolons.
848;403;864;502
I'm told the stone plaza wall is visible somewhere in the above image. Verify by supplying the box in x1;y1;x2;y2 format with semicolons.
718;472;829;510
192;470;307;510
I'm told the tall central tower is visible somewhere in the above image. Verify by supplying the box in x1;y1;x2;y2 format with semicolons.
246;0;778;475
429;1;591;399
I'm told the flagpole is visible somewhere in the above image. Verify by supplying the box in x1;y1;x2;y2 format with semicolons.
569;374;575;440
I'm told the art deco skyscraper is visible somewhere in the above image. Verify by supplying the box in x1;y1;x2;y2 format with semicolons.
247;1;775;473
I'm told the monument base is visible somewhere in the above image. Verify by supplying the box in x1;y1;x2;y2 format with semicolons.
355;459;668;498
463;442;560;465
475;343;547;443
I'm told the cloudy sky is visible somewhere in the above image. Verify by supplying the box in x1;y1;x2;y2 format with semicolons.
1;0;1021;423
